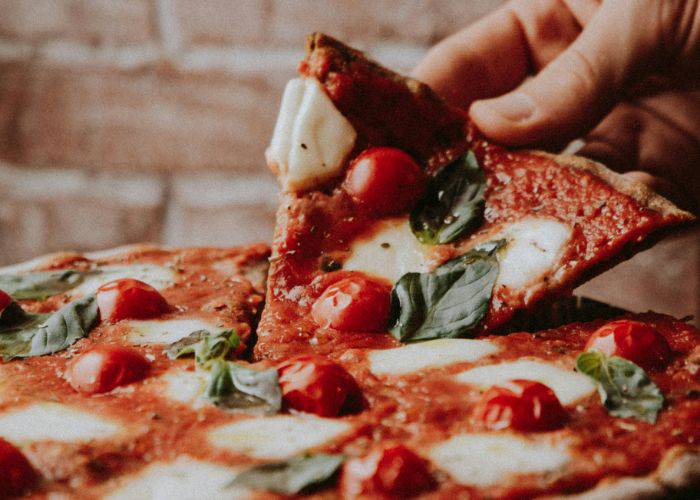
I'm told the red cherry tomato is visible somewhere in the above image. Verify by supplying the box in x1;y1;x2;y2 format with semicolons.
0;289;12;315
585;320;671;370
311;275;391;332
343;147;426;215
96;278;170;323
0;438;36;497
277;355;361;417
472;380;567;432
340;444;434;498
67;345;150;394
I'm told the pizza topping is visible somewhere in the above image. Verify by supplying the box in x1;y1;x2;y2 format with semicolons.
340;444;434;498
390;242;502;342
0;289;13;314
230;453;344;495
343;147;426;215
207;415;352;459
0;437;36;497
576;351;664;423
456;359;596;406
311;274;391;332
278;355;361;417
429;433;571;487
126;318;224;345
472;380;567;432
67;345;150;394
343;218;428;284
164;328;240;366
97;279;170;323
411;151;485;245
585;320;672;370
204;359;282;415
368;338;499;376
266;77;357;191
0;269;90;300
0;295;98;360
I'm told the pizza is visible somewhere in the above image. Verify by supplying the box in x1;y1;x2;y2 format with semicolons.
0;33;698;500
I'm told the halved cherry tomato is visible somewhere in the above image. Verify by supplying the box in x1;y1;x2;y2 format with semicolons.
67;345;150;394
343;147;426;215
472;380;567;432
585;319;671;370
0;438;36;497
277;355;361;417
0;289;12;315
96;279;170;323
340;444;434;498
311;274;391;332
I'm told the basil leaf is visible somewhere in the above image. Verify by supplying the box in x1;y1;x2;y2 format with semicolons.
0;295;98;360
410;151;485;245
164;329;239;366
204;359;282;415
576;351;664;423
389;242;502;342
229;454;344;494
0;269;92;300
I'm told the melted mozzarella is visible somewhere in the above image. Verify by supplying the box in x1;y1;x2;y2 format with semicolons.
73;264;175;296
455;359;595;405
161;369;207;406
343;218;428;283
369;339;499;376
208;415;351;459
267;77;357;191
0;402;123;444
126;318;219;345
494;217;572;291
105;456;249;500
429;433;572;486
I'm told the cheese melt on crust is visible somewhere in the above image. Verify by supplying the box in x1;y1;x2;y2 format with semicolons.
455;359;595;406
126;318;219;345
73;264;175;296
429;433;572;486
368;339;499;376
266;77;357;191
0;402;123;444
207;415;351;459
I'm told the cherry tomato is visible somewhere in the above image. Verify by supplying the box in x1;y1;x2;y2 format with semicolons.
277;355;361;417
343;147;426;215
96;279;170;323
340;444;434;498
472;380;567;432
0;438;36;497
0;289;12;315
67;345;150;394
311;274;391;332
585;320;671;370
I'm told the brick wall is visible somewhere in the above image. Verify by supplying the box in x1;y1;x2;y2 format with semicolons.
0;0;698;320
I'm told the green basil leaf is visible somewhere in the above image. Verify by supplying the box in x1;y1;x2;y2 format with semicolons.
389;241;503;342
576;351;664;423
229;454;344;494
204;359;282;415
410;151;485;245
0;269;93;300
164;329;239;366
0;295;98;360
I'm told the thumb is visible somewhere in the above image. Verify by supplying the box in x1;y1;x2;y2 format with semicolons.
469;1;658;146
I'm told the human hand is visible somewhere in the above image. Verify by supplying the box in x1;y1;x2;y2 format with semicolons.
413;0;700;211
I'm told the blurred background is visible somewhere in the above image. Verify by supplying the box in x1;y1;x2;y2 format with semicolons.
0;0;697;320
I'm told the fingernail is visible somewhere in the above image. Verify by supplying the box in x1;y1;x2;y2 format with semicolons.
480;92;536;122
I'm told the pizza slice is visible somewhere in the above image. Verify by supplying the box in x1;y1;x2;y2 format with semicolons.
256;33;695;360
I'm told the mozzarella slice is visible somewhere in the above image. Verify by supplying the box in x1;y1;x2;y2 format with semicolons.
126;318;219;345
161;369;207;406
429;433;572;486
493;217;572;292
0;402;123;444
267;77;357;191
73;264;175;296
369;339;499;376
208;415;351;459
455;359;595;405
105;456;249;500
344;218;428;283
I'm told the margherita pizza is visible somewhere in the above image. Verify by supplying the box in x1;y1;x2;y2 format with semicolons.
0;33;698;500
